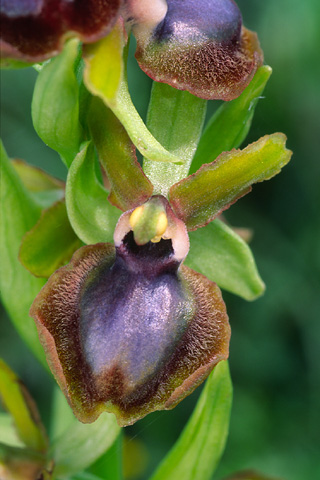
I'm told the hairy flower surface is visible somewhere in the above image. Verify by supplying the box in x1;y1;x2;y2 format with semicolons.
129;0;263;100
30;196;230;426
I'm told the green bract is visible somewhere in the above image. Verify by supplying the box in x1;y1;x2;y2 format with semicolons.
32;39;83;167
19;199;82;278
65;142;121;245
186;219;265;301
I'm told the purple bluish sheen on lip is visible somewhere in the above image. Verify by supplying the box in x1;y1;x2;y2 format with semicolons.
153;0;242;43
0;0;43;17
30;196;230;426
80;234;194;388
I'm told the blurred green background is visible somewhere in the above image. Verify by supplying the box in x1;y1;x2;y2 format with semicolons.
1;0;319;479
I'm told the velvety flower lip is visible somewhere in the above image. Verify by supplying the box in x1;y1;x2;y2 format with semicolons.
129;0;263;100
0;0;122;64
30;196;230;426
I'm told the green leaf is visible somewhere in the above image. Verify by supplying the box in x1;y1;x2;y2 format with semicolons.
150;361;232;480
191;66;272;173
83;28;182;165
0;142;47;368
32;39;83;167
65;141;121;245
170;134;292;231
50;413;120;477
143;82;207;196
19;199;82;278
185;219;265;300
88;97;153;211
0;360;48;452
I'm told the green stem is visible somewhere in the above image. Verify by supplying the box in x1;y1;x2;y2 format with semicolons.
143;82;207;196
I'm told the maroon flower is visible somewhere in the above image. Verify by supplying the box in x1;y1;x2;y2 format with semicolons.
0;0;122;64
127;0;263;100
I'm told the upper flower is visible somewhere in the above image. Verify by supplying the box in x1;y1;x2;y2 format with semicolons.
127;0;263;100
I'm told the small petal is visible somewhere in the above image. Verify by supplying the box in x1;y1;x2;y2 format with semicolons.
129;0;263;100
0;0;122;64
30;197;230;426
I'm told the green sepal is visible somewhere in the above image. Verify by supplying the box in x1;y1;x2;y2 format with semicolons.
0;142;47;368
19;199;82;278
170;134;292;231
32;39;83;167
185;219;265;300
50;413;120;477
0;360;48;453
191;66;272;173
65;141;121;245
88;97;153;211
83;26;182;165
150;361;232;480
143;82;207;196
